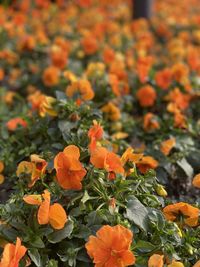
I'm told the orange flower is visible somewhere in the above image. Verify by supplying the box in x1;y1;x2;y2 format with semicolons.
0;161;4;185
42;66;60;87
81;35;98;55
136;56;153;83
193;260;200;267
165;88;191;111
109;74;130;97
103;46;115;64
90;147;124;179
148;254;164;267
163;202;199;227
39;96;58;117
50;45;68;70
172;62;189;84
136;156;158;174
85;225;135;267
3;91;16;105
187;47;200;72
192;174;200;188
54;145;87;190
137;85;157;107
28;90;46;111
0;161;4;173
0;237;27;267
18;35;36;51
101;102;121;121
28;91;57;117
86;62;105;78
143;113;160;131
160;138;176;156
66;80;94;104
174;111;187;129
0;68;4;81
6;118;27;131
16;154;47;187
23;190;67;230
88;120;104;151
155;68;172;90
121;147;143;165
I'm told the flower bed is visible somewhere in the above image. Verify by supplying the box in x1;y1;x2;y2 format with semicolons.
0;0;200;266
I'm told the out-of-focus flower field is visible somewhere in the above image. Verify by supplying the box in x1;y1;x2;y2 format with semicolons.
0;0;200;266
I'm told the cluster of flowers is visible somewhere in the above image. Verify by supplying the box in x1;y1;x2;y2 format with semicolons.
0;0;200;266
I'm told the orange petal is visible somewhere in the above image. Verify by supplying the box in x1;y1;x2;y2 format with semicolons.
23;195;42;205
16;161;35;177
63;145;80;159
119;250;136;266
192;174;200;188
15;237;27;261
37;194;50;225
160;138;176;156
0;161;4;173
49;203;67;229
0;237;27;266
90;147;108;169
148;254;164;267
193;260;200;267
0;174;4;185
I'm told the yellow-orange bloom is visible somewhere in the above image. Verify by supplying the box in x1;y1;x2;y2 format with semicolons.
17;154;47;187
0;237;27;267
163;202;199;227
28;91;57;117
167;260;184;267
101;102;121;121
148;254;164;267
85;225;135;267
23;190;67;230
54;145;86;190
160;138;176;156
121;147;143;165
171;62;189;84
192;174;200;188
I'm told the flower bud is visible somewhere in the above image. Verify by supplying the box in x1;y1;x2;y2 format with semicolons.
156;184;168;197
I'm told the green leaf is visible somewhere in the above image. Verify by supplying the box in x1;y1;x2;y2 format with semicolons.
134;240;156;253
46;260;58;267
125;197;149;232
81;191;91;204
74;225;91;240
177;158;193;178
86;211;103;226
0;225;18;241
28;248;42;267
47;220;74;244
29;236;45;248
